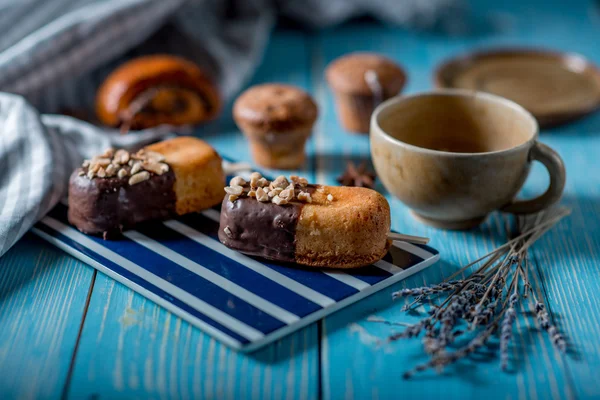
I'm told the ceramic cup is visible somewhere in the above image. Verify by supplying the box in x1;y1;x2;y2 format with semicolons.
370;89;566;229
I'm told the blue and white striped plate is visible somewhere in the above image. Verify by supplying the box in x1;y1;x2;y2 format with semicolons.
31;164;440;352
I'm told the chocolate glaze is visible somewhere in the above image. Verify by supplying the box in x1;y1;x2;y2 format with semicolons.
68;166;176;238
218;185;316;262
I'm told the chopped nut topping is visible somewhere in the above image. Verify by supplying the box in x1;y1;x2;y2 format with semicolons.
270;175;289;189
143;161;169;175
114;149;130;164
89;163;101;173
256;187;269;202
82;146;173;181
93;157;111;167
101;148;115;158
290;175;308;187
285;182;295;192
224;226;233;238
268;188;283;198
130;162;143;175
129;171;150;185
298;191;312;203
229;195;239;202
327;194;334;202
230;176;247;187
145;151;166;162
105;164;118;177
272;195;288;205
224;185;243;196
256;177;269;188
131;150;146;160
249;172;262;187
248;190;257;198
78;170;85;176
279;188;294;201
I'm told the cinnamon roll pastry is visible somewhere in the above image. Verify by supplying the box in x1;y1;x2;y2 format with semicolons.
96;55;221;130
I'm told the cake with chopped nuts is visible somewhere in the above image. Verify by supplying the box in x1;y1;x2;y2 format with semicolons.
218;172;391;269
68;137;224;238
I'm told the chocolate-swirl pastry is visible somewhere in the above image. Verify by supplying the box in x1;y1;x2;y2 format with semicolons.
68;137;224;238
96;55;221;130
218;173;391;268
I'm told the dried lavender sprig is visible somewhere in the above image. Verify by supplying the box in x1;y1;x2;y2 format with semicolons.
392;280;463;299
403;323;498;379
443;209;570;283
444;247;507;283
472;259;511;325
514;209;571;258
401;294;427;311
396;280;470;312
425;277;485;316
471;296;501;327
395;209;570;378
387;317;433;341
525;252;568;353
534;302;567;352
500;291;519;371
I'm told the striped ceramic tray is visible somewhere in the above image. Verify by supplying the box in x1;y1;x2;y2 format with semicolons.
32;166;440;352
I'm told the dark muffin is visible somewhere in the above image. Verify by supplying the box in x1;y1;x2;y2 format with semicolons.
326;52;407;133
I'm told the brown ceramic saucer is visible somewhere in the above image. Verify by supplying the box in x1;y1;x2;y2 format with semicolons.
434;48;600;128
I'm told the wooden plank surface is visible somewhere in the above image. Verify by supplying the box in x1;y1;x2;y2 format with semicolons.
67;273;318;400
0;234;94;399
1;0;600;399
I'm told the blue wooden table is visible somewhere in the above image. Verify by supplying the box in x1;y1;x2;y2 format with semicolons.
2;1;600;399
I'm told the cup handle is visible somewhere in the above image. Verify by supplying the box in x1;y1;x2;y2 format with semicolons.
501;141;566;214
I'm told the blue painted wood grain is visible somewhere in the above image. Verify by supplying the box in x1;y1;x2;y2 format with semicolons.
1;0;600;398
0;234;94;399
67;273;318;400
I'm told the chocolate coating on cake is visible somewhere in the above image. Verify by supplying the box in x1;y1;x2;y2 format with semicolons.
218;184;316;262
68;166;176;238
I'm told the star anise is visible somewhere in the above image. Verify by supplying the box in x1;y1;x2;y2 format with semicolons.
336;162;376;189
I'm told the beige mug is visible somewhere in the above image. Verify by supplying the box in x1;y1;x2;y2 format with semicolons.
370;89;566;229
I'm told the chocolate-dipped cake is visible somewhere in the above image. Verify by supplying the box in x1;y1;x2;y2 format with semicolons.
68;137;224;238
218;173;391;268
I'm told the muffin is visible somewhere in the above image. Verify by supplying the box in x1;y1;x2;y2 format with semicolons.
326;52;407;133
96;55;221;130
233;84;318;169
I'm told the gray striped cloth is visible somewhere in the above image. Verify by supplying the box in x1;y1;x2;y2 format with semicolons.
0;0;458;257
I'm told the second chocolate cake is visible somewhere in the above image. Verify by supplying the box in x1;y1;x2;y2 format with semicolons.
218;173;391;269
